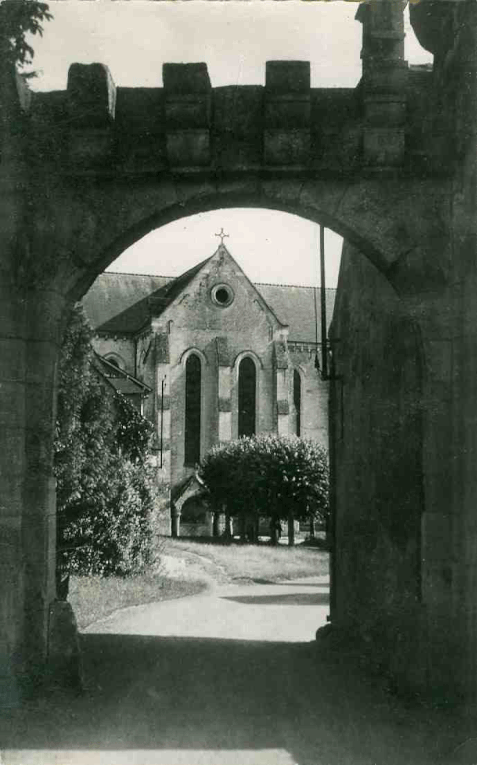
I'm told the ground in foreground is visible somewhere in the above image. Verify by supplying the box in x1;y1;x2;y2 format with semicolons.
1;576;462;765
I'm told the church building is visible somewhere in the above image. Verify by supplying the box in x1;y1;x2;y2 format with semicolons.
82;237;335;536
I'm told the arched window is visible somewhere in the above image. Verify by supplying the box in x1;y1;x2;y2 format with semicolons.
184;354;201;466
238;357;256;437
293;369;302;437
105;354;125;371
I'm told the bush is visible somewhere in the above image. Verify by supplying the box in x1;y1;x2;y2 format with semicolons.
55;305;157;579
198;434;329;530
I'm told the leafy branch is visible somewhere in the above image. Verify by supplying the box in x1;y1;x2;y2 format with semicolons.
0;0;52;71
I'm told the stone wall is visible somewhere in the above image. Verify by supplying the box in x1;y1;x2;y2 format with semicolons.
288;345;328;447
151;249;286;493
2;0;477;704
330;242;425;691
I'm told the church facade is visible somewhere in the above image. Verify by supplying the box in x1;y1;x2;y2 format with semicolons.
82;240;335;536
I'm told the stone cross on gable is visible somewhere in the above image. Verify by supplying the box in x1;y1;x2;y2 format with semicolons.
215;228;229;245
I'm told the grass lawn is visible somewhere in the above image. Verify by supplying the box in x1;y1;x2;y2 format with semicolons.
69;573;206;630
163;538;329;582
69;540;328;631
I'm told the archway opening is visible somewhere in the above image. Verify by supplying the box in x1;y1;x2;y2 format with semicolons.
69;203;423;707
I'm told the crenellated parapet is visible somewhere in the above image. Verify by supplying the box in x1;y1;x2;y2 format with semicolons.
357;0;408;167
27;56;447;179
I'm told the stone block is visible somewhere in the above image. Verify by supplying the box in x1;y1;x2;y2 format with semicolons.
164;66;212;168
155;333;170;364
218;411;232;443
364;96;406;128
364;64;408;96
0;338;25;380
156;439;170;454
425;340;452;383
67;63;116;127
213;86;263;170
26;291;66;343
265;62;310;166
0;383;25;428
274;340;289;369
265;61;310;93
166;130;210;167
163;63;211;93
165;95;211;130
0;289;26;339
363;127;405;167
265;96;311;130
215;336;231;367
68;129;114;166
264;130;310;166
47;601;83;691
158;394;171;411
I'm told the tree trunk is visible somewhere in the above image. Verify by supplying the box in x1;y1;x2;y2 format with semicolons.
171;511;180;538
224;511;232;543
212;511;220;538
309;517;315;538
239;513;246;543
288;511;295;547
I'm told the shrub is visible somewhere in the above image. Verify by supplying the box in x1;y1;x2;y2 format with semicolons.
199;434;329;529
55;305;156;579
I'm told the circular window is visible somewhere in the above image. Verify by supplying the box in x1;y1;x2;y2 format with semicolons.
211;283;234;307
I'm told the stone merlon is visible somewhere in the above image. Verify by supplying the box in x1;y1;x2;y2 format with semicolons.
27;58;451;176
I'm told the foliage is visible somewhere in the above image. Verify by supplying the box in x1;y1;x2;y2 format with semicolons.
55;304;156;578
199;434;329;526
115;392;153;463
0;0;52;70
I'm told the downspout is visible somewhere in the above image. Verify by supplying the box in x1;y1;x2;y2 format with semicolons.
160;376;165;469
153;333;158;445
320;224;328;380
328;347;338;622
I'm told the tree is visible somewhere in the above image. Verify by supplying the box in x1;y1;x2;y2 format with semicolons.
0;0;52;71
199;435;329;545
55;304;157;585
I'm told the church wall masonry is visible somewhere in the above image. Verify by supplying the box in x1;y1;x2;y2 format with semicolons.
85;243;332;533
1;0;477;704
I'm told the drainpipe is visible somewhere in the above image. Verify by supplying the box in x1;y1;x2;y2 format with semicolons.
320;224;328;380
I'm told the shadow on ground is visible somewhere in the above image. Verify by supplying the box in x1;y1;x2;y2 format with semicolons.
252;579;329;588
221;592;329;606
1;633;458;765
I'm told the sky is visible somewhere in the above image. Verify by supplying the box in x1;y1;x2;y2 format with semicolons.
30;1;432;287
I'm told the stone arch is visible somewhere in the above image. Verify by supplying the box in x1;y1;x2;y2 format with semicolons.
231;352;261;439
183;352;203;468
180;347;209;368
103;352;126;370
233;350;263;371
62;178;447;304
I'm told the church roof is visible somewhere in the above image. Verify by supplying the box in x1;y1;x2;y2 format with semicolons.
83;271;173;329
82;262;336;343
93;353;152;396
257;283;336;343
93;258;210;334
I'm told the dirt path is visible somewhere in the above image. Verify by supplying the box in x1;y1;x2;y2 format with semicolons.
0;577;459;765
